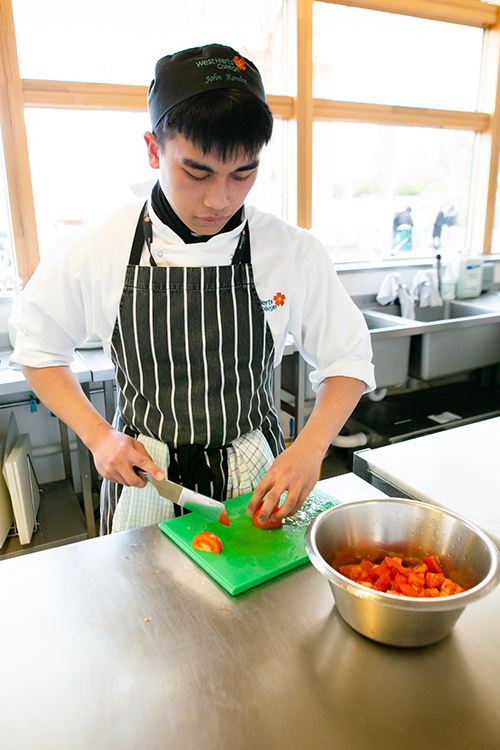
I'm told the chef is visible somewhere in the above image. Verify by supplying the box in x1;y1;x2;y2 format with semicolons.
13;44;375;534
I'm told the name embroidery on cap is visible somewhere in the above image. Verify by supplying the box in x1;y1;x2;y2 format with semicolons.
196;56;250;87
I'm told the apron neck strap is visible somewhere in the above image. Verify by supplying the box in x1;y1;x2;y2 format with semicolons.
129;203;251;266
129;202;151;266
231;221;250;265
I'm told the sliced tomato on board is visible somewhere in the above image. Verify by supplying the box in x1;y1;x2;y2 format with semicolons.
192;532;223;554
252;503;283;530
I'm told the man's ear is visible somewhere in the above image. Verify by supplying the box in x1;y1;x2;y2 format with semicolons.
144;132;160;168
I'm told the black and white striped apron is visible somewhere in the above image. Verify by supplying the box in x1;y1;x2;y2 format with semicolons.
100;203;284;534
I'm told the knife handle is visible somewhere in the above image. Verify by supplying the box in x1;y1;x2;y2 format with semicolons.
133;467;149;482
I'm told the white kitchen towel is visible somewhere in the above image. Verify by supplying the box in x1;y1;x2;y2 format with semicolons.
376;273;415;319
411;269;443;308
112;429;274;533
376;272;402;305
226;429;275;498
112;434;173;533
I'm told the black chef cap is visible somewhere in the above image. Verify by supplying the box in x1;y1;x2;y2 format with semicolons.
148;43;267;130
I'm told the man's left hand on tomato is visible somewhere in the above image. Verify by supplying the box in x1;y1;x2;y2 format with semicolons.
246;440;322;525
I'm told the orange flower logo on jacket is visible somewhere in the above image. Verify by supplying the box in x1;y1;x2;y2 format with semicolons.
260;291;287;312
233;56;246;71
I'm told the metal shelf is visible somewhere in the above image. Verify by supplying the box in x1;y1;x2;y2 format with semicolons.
0;479;88;560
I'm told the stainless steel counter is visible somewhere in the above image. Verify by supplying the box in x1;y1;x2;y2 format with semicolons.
0;347;120;541
1;478;499;750
353;416;500;546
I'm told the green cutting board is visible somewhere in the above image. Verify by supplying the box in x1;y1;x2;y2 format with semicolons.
158;487;341;596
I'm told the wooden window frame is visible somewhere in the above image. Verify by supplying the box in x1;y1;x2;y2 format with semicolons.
297;0;500;255
1;0;500;285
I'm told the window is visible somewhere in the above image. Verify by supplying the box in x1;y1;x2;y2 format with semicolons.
248;119;286;219
25;109;154;256
0;132;15;280
310;1;487;262
9;0;287;263
493;165;500;254
25;109;286;258
312;122;475;262
2;0;500;283
313;4;484;111
13;0;286;93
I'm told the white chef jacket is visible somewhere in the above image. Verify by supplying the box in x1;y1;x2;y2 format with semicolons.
12;200;375;393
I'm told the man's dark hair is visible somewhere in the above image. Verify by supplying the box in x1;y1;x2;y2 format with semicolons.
153;88;274;160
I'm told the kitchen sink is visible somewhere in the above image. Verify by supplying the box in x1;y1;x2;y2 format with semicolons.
362;312;412;389
418;301;497;322
280;310;414;404
365;300;500;380
281;295;500;410
368;299;496;322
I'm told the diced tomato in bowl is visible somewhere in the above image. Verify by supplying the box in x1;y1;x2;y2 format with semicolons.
304;498;500;647
336;554;467;598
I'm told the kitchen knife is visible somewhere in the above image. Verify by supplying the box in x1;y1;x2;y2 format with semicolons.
136;469;230;527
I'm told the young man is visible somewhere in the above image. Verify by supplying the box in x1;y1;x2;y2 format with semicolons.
13;44;375;534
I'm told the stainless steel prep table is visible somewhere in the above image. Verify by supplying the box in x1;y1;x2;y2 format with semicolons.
0;347;119;541
353;416;500;547
0;346;91;395
0;347;92;483
0;474;499;750
75;345;117;423
0;348;98;542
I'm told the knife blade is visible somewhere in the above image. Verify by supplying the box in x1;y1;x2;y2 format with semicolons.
136;469;230;527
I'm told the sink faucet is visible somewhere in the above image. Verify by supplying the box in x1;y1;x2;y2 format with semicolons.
396;282;416;319
396;282;410;301
413;280;430;305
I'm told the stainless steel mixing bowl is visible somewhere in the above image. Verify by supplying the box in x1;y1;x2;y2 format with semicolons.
305;498;500;647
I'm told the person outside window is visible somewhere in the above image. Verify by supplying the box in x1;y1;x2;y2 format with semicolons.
393;205;413;252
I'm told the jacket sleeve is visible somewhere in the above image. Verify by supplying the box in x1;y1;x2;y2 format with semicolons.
12;202;138;368
12;239;92;367
287;236;376;393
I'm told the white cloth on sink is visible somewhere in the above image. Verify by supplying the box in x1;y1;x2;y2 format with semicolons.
376;272;402;304
376;272;415;319
411;269;442;308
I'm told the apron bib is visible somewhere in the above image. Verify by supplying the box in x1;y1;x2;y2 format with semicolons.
100;203;284;534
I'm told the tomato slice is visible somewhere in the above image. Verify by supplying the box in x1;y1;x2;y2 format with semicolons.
252;503;282;530
192;532;223;554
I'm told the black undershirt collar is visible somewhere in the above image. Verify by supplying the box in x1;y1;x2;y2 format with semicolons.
150;180;244;244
